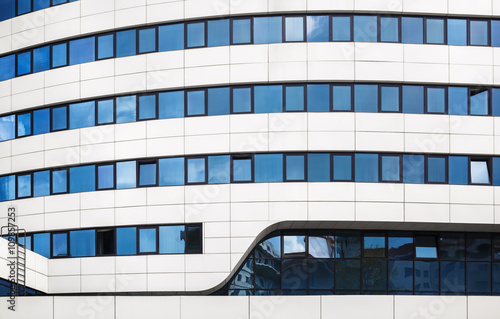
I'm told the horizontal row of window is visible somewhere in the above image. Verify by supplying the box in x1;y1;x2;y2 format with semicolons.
0;0;76;22
0;152;498;202
215;230;500;295
0;278;43;296
0;83;498;143
2;14;500;81
4;224;202;259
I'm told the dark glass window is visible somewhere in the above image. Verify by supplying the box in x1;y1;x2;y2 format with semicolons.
494;236;500;260
208;87;230;115
285;155;305;181
138;94;156;120
307;153;330;182
159;91;184;119
138;28;156;53
187;90;206;116
466;233;491;261
232;87;252;113
355;153;378;182
17;113;31;137
69;37;95;65
33;233;50;258
208;155;230;184
414;261;439;292
139;228;157;253
389;260;413;291
17;51;31;76
52;43;67;68
285;86;305;111
97;229;115;255
97;164;114;189
139;162;157;186
364;234;385;257
440;233;465;261
441;261;465;293
69;165;95;193
354;85;378;112
354;16;377;42
470;88;489;115
448;87;468;115
448;19;467;46
427;87;446;113
52;106;67;131
388;235;413;259
336;260;361;290
208;19;229;47
33;46;50;73
159;225;185;254
470;159;490;184
70;230;96;257
232;157;252;182
159;24;184;51
336;232;361;258
332;85;352;111
116;161;136;189
307;84;329;112
282;259;308;290
333;155;352;181
187;158;206;184
467;262;491;293
33;0;49;9
117;227;137;255
403;154;425;184
69;101;95;129
0;54;15;81
307;16;329;42
380;17;399;42
254;85;283;113
402;85;424;114
380;86;400;112
159;157;184;186
415;236;437;258
116;30;136;58
0;0;15;20
381;155;400;182
402;17;423;44
52;170;67;194
309;259;334;289
285;17;304;42
17;174;31;198
254;17;282;44
449;156;468;185
52;233;68;257
254;154;283;183
33;170;50;197
18;0;31;14
97;34;114;59
427;156;446;183
426;19;445;44
186;225;202;253
232;19;251;44
97;99;114;124
363;260;387;291
187;22;205;48
470;20;489;46
116;95;136;123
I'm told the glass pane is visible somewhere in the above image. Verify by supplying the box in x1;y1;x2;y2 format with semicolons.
33;233;50;258
1;0;15;19
414;261;439;292
18;0;31;14
354;16;377;42
117;227;137;255
354;85;378;112
98;165;114;189
333;155;352;181
415;236;437;258
427;87;446;113
494;157;500;186
307;16;329;42
17;174;31;198
427;157;446;183
285;86;304;111
229;259;254;291
0;115;14;142
97;99;114;124
17;113;31;137
254;85;283;113
159;91;184;119
467;262;491;293
440;261;465;293
52;170;67;194
308;153;330;182
492;20;500;47
232;19;251;44
232;158;252;182
282;259;307;290
471;161;490;184
159;225;185;254
307;84;329;112
33;46;50;72
187;90;205;116
254;154;283;183
69;37;95;65
52;106;67;131
309;259;334;289
362;260;387;290
440;233;465;261
381;86;400;112
309;236;334;258
97;34;114;59
17;51;31;75
333;85;352;111
255;259;280;289
336;260;361;290
449;156;468;185
495;263;500;293
52;43;67;68
159;157;184;186
466;233;491;261
69;165;95;193
187;158;206;183
116;95;136;123
139;163;157;186
335;231;361;258
232;87;252;113
380;17;399;42
159;24;184;51
69;101;95;129
286;155;305;181
116;161;136;189
470;89;489;115
52;233;67;257
116;30;136;57
495;236;500;260
388;236;413;259
208;87;230;115
208;19;230;47
0;54;15;81
285;17;304;42
355;153;378;182
283;235;306;255
402;17;423;44
33;170;50;197
70;229;96;257
470;20;488;46
381;155;400;182
389;260;413;291
402;85;424;114
364;235;386;257
403;154;425;184
254;17;283;44
139;228;157;253
258;236;281;258
448;87;468;115
138;28;156;53
448;19;467;46
187;22;205;48
208;155;230;184
186;225;201;253
138;95;156;120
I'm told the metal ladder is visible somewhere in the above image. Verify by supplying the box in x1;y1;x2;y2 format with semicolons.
1;225;27;296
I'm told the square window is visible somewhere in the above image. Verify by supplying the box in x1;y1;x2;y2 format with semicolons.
254;85;283;113
403;154;425;184
283;235;306;256
70;229;96;257
232;157;252;182
232;19;251;44
97;164;114;189
470;159;490;184
254;154;283;183
116;95;137;123
187;158;206;184
52;106;67;131
139;162;157;186
440;233;465;261
187;90;206;116
232;87;252;113
427;156;446;183
69;101;95;129
18;0;31;15
332;16;351;41
159;225;185;254
138;28;156;53
69;165;95;193
159;23;184;51
116;30;136;57
354;16;377;42
308;153;330;182
159;157;185;186
355;153;378;182
208;87;230;115
402;17;423;44
402;85;424;114
69;37;95;65
208;19;229;47
17;113;31;137
254;17;283;44
470;20;489;46
415;236;438;259
285;86;305;111
33;170;50;197
307;84;330;112
159;91;184;119
381;155;400;182
364;234;386;257
307;16;329;42
448;19;467;46
208;155;230;184
116;161;137;189
354;85;378;112
285;155;305;181
138;94;156;120
285;17;304;42
187;22;206;48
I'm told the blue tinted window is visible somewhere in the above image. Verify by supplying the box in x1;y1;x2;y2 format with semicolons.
33;233;50;258
116;161;136;189
97;34;114;59
116;95;136;123
187;90;205;116
33;170;50;197
402;17;423;44
187;158;206;184
17;51;31;76
285;17;304;42
232;87;252;113
355;154;378;182
69;101;95;129
427;157;446;183
492;21;500;47
53;0;68;4
51;106;67;131
98;165;114;189
159;157;184;186
381;155;400;182
427;87;446;113
336;259;361;289
402;86;424;114
414;261;439;291
97;99;114;124
208;155;230;184
333;155;352;181
52;233;67;257
286;155;305;181
159;91;184;119
208;19;229;47
70;229;95;257
232;19;251;44
233;158;252;182
403;155;424;184
159;226;185;254
470;20;488;46
139;228;157;253
389;260;413;291
471;161;490;184
0;175;14;201
467;262;491;293
255;154;283;183
332;16;351;41
492;89;500;116
139;28;156;53
449;156;468;185
307;84;329;112
187;22;205;48
0;115;14;142
307;16;329;42
33;46;50;72
139;162;156;186
52;170;67;194
285;86;305;111
18;0;31;14
354;85;378;112
0;54;15;81
208;87;230;115
448;87;468;115
308;153;330;182
33;0;49;9
254;85;283;113
354;16;377;42
381;86;400;112
52;43;67;68
159;24;184;51
69;165;95;193
0;0;15;21
254;17;282;44
448;19;467;46
426;19;445;44
69;37;95;65
116;30;136;58
493;157;500;186
441;262;465;293
470;89;489;115
380;17;399;42
17;113;31;137
333;85;352;111
117;227;136;255
17;174;31;198
139;95;156;120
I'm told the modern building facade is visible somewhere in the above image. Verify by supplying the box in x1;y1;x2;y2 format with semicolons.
0;0;500;318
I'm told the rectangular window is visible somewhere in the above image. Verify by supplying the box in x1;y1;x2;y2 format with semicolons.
70;229;96;257
139;162;157;186
427;156;446;183
448;87;468;115
139;228;157;253
355;153;378;182
116;30;136;57
381;155;401;182
186;225;202;253
440;233;465;261
364;234;386;257
186;90;206;116
17;51;31;76
232;19;251;44
69;165;96;193
69;37;95;65
470;20;489;46
380;17;399;42
285;155;305;181
33;170;50;197
448;19;467;46
97;164;114;189
380;86;400;112
285;17;304;42
159;91;184;119
470;159;490;184
117;227;137;255
52;233;68;257
17;174;31;198
403;155;425;184
208;87;230;116
51;106;67;131
97;34;114;59
208;19;230;47
208;155;230;184
138;94;157;120
18;0;31;15
427;87;446;113
96;229;115;255
0;115;14;142
470;88;489;115
307;16;329;42
116;95;137;123
285;86;305;111
354;85;377;112
494;236;500;260
402;17;423;44
254;85;283;113
232;87;252;113
449;156;468;185
415;236;438;258
17;113;31;137
307;153;330;182
159;157;184;186
187;157;206;184
332;85;352;111
138;28;156;53
333;154;353;181
159;24;184;51
492;20;500;47
402;85;424;114
69;101;95;129
388;235;413;259
52;43;67;68
254;16;283;44
466;233;491;261
332;16;351;41
97;99;114;124
232;156;252;182
254;154;283;183
0;54;15;81
33;46;50;72
33;233;50;258
354;16;377;42
159;225;185;254
307;84;329;112
116;161;136;189
52;169;67;194
187;22;205;48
